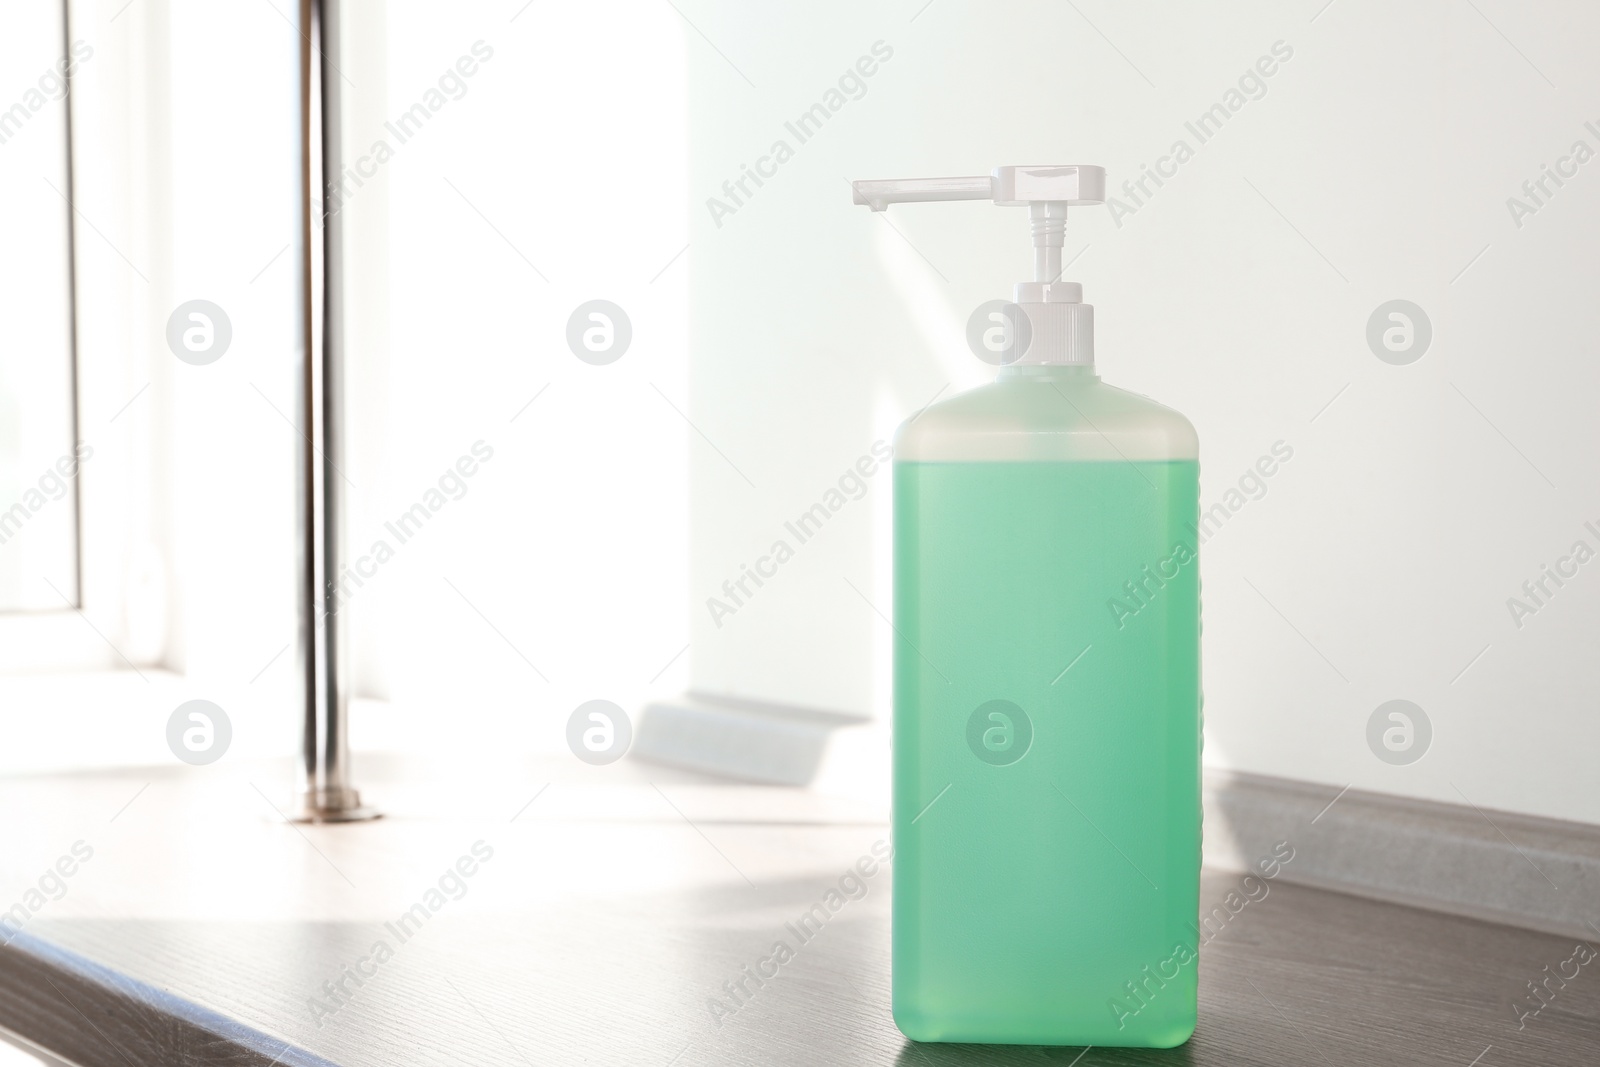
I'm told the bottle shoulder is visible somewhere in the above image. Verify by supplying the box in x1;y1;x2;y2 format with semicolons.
896;374;1198;463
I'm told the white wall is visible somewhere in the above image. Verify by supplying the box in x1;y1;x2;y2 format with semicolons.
351;0;690;756
684;0;1600;824
7;1;1594;827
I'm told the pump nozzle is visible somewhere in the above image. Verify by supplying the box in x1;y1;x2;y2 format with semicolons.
850;165;1105;211
851;166;1107;367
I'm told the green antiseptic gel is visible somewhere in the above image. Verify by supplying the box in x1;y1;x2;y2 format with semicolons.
854;167;1202;1047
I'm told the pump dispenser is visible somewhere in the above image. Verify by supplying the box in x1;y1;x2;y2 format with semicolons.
854;165;1102;365
855;166;1201;1048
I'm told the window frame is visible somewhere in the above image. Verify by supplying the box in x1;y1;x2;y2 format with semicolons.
0;0;160;674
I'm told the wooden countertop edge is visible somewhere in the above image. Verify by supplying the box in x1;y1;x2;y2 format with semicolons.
0;930;338;1067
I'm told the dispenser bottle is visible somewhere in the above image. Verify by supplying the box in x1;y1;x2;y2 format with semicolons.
853;166;1201;1047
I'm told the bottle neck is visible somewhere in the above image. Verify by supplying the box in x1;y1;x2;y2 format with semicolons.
1010;298;1094;367
997;363;1099;382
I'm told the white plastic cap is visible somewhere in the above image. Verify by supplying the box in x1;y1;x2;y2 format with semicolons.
991;165;1106;206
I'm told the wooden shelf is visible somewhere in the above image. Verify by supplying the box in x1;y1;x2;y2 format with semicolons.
0;758;1594;1065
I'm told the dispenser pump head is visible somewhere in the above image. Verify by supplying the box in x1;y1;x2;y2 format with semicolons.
851;165;1106;366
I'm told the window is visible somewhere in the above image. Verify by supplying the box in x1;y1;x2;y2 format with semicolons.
0;3;82;612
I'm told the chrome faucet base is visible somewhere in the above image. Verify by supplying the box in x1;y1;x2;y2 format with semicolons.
294;787;381;824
